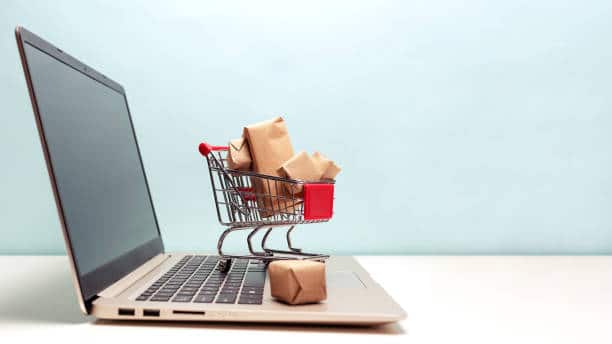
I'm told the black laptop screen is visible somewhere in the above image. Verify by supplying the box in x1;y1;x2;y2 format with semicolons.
23;41;162;299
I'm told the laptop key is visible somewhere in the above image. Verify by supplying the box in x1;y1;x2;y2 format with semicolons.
193;295;215;303
178;288;196;292
160;290;178;295
199;289;218;295
157;289;176;294
172;295;193;302
240;294;262;299
221;290;239;295
223;283;242;288
215;294;237;304
244;271;266;287
238;297;263;305
241;288;263;295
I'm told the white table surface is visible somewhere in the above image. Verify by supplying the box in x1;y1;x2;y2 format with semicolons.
1;255;611;343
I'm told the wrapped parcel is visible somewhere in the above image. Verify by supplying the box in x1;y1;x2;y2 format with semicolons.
280;151;341;195
268;260;327;305
227;137;252;170
243;117;295;217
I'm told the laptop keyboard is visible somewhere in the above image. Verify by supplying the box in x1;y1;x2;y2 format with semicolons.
135;255;265;305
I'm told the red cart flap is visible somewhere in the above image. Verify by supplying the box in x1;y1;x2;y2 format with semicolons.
303;184;334;220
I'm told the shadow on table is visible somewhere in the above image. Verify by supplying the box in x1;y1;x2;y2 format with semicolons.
94;319;405;335
0;260;89;324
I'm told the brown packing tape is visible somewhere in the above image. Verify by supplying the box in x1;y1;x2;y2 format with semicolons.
268;260;327;305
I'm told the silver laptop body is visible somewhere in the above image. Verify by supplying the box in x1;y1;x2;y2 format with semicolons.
15;26;406;325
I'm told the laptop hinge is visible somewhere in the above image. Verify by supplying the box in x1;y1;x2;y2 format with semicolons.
84;295;98;313
97;253;169;298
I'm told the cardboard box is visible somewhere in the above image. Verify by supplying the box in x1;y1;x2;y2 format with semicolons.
268;260;327;305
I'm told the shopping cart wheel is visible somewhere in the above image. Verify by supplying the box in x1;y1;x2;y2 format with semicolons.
218;258;232;273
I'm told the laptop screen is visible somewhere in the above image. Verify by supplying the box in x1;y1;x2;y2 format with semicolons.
21;36;163;301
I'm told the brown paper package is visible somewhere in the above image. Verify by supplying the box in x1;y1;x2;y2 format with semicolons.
312;151;341;180
243;117;295;217
227;137;252;170
268;260;327;305
280;151;342;195
279;151;321;195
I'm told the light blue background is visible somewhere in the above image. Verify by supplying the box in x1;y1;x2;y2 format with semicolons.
1;0;611;255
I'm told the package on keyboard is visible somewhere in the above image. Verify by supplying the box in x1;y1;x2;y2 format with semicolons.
268;260;327;305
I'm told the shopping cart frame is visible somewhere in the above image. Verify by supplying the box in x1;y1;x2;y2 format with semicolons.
199;142;335;271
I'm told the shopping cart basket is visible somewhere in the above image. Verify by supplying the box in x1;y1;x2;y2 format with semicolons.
199;142;335;272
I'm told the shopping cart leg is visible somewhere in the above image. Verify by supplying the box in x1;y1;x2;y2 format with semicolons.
217;227;233;257
285;225;302;253
217;227;244;272
247;226;272;257
261;227;274;253
261;226;330;260
261;225;301;254
261;226;302;254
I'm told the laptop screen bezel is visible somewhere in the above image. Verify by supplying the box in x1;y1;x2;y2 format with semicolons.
15;27;164;313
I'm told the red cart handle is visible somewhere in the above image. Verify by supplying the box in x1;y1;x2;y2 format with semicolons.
199;142;228;156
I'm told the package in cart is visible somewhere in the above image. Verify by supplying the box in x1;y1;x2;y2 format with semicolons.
243;117;295;217
280;151;342;195
227;137;252;170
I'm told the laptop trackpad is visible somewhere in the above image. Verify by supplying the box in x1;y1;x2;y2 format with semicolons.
326;271;366;289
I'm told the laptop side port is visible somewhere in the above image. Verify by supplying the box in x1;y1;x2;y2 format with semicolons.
143;309;160;317
118;308;135;316
173;310;205;315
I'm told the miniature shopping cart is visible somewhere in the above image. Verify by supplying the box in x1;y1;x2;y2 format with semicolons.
198;142;335;272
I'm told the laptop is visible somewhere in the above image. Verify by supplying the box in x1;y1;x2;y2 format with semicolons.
15;26;406;325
